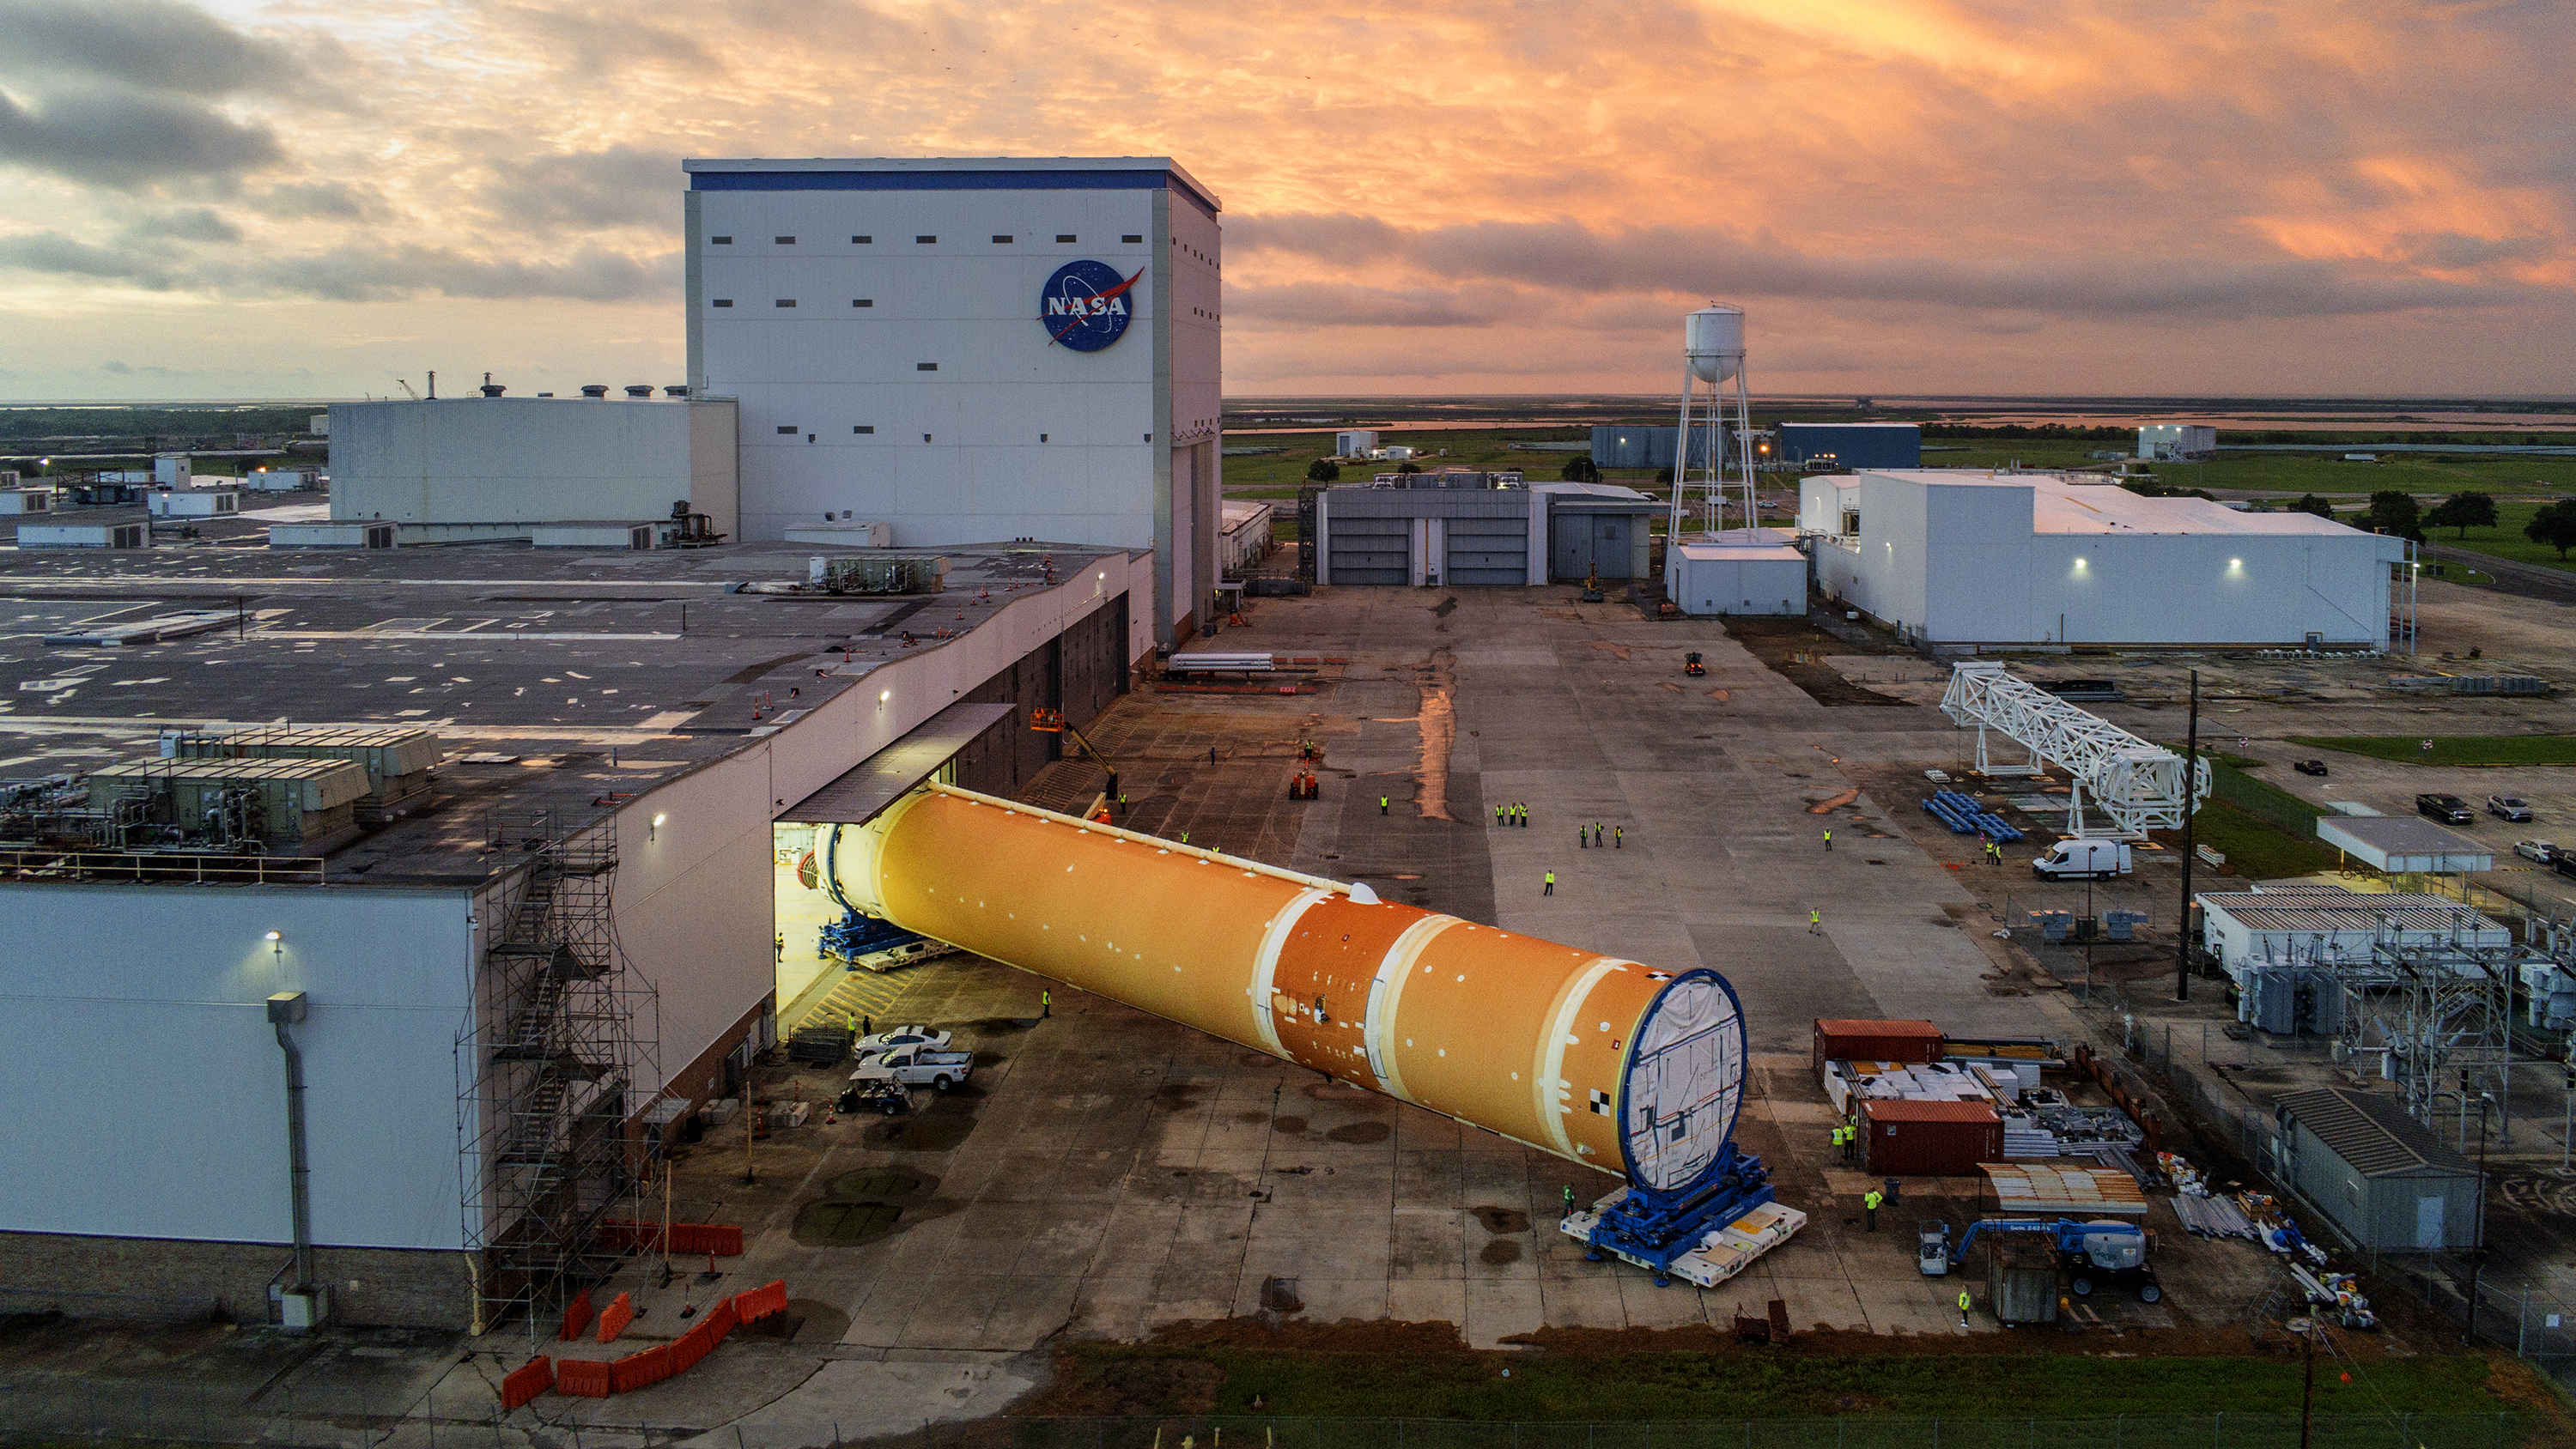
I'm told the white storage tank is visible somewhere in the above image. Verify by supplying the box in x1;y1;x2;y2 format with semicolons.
1685;305;1746;383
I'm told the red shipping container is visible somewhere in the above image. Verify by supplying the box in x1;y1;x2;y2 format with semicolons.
1814;1019;1944;1079
1860;1099;2002;1177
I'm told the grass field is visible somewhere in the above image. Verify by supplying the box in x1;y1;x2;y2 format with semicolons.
2293;735;2576;767
2185;798;2345;879
1045;1339;2535;1425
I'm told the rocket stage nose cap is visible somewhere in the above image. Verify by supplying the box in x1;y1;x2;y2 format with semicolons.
1346;882;1381;905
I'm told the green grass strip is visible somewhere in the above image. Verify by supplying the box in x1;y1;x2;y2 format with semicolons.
2293;736;2576;767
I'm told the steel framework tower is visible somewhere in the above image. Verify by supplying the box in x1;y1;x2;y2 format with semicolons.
455;812;657;1331
1940;662;2209;838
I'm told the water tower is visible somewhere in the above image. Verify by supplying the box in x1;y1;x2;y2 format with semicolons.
1669;304;1756;543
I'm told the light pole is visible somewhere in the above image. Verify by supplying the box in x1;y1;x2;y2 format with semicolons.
2175;670;2200;1002
2464;1084;2494;1344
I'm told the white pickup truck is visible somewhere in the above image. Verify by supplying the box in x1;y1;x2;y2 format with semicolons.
851;1047;974;1092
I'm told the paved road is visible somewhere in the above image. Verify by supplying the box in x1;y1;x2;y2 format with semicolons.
2422;544;2576;606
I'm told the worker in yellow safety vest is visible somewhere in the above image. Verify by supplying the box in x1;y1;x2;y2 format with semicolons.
1958;1288;1972;1327
1863;1188;1882;1232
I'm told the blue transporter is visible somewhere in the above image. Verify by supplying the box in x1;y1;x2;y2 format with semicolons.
1558;967;1808;1286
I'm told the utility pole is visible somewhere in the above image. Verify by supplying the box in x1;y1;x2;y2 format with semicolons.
2297;1318;2318;1449
2465;1088;2493;1343
2175;669;2200;1003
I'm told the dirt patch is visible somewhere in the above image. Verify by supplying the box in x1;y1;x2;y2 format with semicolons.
1478;1240;1523;1265
1036;1355;1230;1416
1273;1116;1309;1134
1325;1121;1391;1144
1470;1206;1529;1234
1707;688;1730;702
1806;788;1861;814
1587;640;1632;661
1723;617;1912;707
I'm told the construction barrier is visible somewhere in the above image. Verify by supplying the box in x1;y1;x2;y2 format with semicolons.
609;1343;673;1393
554;1359;613;1398
558;1290;593;1342
512;1281;777;1404
500;1356;554;1411
597;1291;634;1343
732;1279;789;1325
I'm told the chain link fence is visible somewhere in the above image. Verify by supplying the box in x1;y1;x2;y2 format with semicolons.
0;1391;2537;1449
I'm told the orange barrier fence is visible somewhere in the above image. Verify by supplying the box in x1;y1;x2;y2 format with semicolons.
732;1279;789;1325
500;1357;554;1411
609;1343;673;1393
508;1281;789;1407
558;1290;593;1342
597;1220;745;1256
597;1292;634;1344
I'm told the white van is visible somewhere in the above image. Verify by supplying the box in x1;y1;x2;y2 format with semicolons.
2033;838;2132;881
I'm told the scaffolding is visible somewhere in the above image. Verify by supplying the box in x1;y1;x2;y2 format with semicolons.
455;811;657;1331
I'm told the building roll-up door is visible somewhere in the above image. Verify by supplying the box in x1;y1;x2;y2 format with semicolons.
1328;517;1409;585
1445;515;1528;585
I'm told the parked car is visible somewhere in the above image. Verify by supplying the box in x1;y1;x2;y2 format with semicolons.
2293;759;2330;777
854;1024;951;1055
2488;795;2535;822
2515;840;2557;865
2557;853;2576;882
2417;793;2475;825
851;1047;974;1092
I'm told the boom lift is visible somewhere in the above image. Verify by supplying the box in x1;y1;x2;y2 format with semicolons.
1030;708;1120;805
1949;1217;2160;1302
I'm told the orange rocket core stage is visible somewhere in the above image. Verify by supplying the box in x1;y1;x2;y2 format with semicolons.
832;784;1692;1174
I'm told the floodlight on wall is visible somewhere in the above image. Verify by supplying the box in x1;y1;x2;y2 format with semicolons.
265;930;283;958
651;812;666;841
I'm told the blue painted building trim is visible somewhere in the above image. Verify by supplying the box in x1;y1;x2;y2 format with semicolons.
689;168;1219;217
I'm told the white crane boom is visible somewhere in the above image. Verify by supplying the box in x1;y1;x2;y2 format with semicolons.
1940;662;2209;840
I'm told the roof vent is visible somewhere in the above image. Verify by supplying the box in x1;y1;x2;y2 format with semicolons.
478;371;504;398
580;384;610;399
664;385;690;397
624;384;654;398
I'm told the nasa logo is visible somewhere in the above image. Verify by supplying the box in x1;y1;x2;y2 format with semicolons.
1039;260;1144;353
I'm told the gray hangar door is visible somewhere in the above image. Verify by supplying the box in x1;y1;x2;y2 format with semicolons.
1444;515;1528;585
1552;512;1638;581
1328;516;1409;585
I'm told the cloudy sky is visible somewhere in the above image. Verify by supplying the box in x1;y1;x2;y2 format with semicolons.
0;0;2568;401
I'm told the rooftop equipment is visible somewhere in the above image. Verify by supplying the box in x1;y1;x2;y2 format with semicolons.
810;555;945;594
165;725;440;820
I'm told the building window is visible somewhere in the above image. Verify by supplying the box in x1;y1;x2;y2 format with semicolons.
1055;234;1076;244
923;433;933;442
854;426;874;434
915;234;936;244
991;234;1012;244
1122;233;1142;244
776;425;798;434
775;235;795;245
852;234;872;244
713;299;733;307
775;299;796;307
853;299;872;307
712;235;732;245
1040;433;1049;442
916;362;938;371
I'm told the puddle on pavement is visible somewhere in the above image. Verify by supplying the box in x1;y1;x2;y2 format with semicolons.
1479;1240;1523;1265
1325;1122;1390;1144
1152;1084;1204;1112
1273;1115;1309;1134
866;1103;976;1151
1470;1206;1529;1234
958;1016;1036;1034
794;1200;904;1245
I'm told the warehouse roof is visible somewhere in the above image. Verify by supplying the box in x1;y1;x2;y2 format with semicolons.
2316;815;2494;872
2197;890;2508;937
2275;1088;2478;1178
0;529;1132;885
1851;470;2406;543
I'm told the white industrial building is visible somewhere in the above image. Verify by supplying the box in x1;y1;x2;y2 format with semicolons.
684;156;1223;646
323;395;739;544
2139;424;2218;460
1800;470;2410;648
1668;529;1807;616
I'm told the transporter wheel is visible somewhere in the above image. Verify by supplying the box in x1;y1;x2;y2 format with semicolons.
2138;1282;2163;1305
1654;1272;1673;1288
1584;1249;1604;1262
2069;1274;2096;1298
933;1075;952;1093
